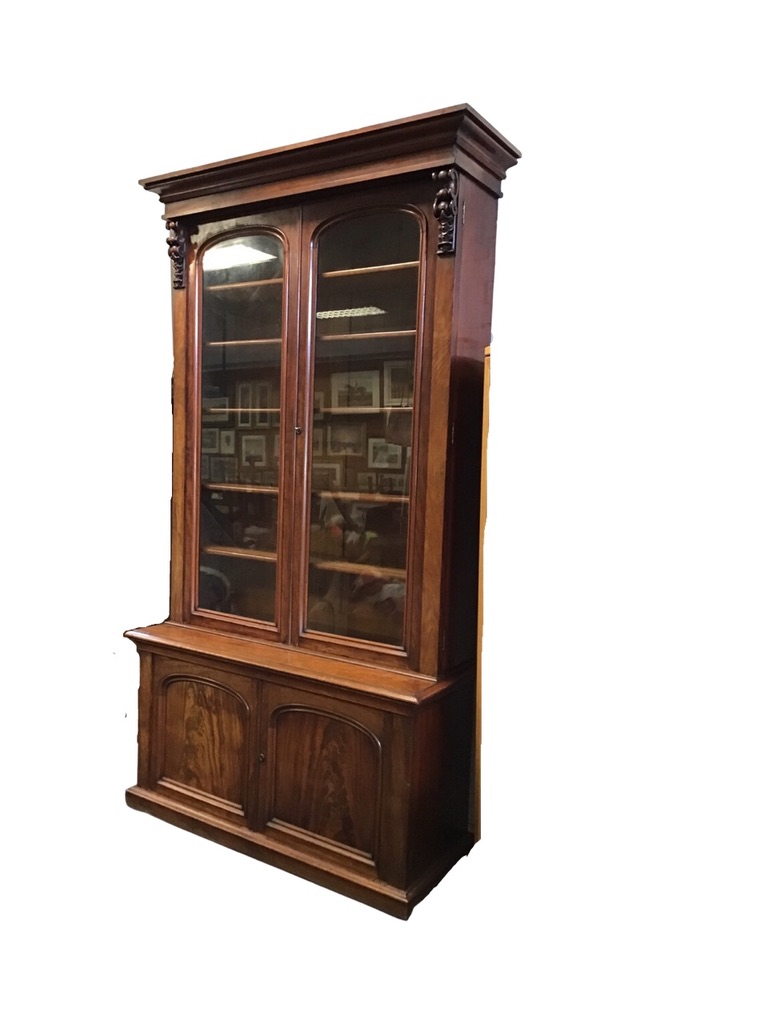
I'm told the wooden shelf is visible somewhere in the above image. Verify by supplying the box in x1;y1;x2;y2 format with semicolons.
202;544;276;562
324;406;412;415
219;407;279;416
310;558;406;580
203;483;279;495
318;329;415;343
321;261;419;278
206;338;282;347
312;489;408;503
206;277;284;291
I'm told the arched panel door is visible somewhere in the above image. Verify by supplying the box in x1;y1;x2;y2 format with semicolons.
261;686;385;866
156;665;255;821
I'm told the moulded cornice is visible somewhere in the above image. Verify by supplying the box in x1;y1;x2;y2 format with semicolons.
139;104;521;212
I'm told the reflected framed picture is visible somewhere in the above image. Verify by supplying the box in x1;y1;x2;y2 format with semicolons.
210;455;237;482
236;383;253;428
357;472;376;492
368;437;402;469
327;422;366;456
241;434;267;467
201;428;219;453
312;463;341;489
331;370;380;410
203;396;229;423
312;428;323;456
313;391;324;421
383;360;414;407
254;382;271;427
200;455;210;482
219;429;236;455
378;473;405;494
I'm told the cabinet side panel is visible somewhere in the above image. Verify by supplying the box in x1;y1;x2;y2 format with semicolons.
418;247;455;677
408;679;475;879
136;650;156;789
442;177;500;671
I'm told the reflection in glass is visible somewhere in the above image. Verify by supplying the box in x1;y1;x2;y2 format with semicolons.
197;233;284;623
306;211;420;646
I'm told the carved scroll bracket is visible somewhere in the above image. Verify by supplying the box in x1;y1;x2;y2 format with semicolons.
165;219;187;289
432;168;458;256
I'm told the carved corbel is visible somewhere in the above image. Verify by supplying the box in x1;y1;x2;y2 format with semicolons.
432;168;458;256
165;219;187;289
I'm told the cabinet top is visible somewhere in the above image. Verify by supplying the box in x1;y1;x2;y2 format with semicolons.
139;104;522;217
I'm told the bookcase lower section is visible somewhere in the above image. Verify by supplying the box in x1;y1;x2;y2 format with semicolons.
125;627;476;918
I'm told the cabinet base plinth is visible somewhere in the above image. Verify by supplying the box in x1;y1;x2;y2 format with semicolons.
126;785;474;920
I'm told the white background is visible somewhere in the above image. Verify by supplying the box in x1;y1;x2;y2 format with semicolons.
3;2;766;1020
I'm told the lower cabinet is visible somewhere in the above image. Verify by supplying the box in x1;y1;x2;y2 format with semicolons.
127;645;474;917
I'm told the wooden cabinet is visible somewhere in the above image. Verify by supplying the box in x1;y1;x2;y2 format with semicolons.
126;105;520;917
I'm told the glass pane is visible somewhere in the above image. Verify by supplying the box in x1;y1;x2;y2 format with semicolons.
306;211;420;646
198;233;284;623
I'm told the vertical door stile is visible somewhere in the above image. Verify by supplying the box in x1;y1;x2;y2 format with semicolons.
283;205;307;647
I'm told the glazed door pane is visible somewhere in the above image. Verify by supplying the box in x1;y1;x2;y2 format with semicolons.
198;232;284;623
306;210;421;647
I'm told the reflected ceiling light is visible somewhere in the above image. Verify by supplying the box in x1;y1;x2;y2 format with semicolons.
316;306;386;319
203;244;277;270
